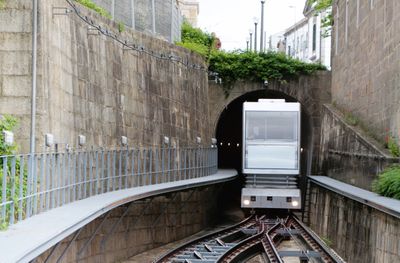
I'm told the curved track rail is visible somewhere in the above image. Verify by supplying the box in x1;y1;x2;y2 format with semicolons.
154;214;345;263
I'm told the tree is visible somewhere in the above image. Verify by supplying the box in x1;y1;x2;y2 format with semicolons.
307;0;333;37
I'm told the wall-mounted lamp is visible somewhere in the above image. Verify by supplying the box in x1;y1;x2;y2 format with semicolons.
163;136;170;145
196;137;202;144
78;135;86;146
45;133;54;147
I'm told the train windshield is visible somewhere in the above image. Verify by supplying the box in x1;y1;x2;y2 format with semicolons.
244;111;299;170
245;112;298;141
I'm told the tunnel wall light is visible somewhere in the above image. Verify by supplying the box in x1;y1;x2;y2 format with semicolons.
121;136;128;146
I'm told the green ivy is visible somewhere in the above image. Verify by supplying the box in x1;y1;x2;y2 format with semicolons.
372;165;400;200
0;0;5;9
0;116;27;230
208;50;326;95
75;0;112;19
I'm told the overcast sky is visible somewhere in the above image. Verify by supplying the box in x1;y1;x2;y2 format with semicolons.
197;0;306;51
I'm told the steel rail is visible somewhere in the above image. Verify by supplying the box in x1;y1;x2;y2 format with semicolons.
153;215;255;263
155;214;345;263
216;223;266;263
290;215;345;263
261;222;284;263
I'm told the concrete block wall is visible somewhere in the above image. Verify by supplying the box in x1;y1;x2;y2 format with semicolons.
34;186;220;263
332;0;400;144
309;183;400;263
0;0;34;150
0;0;210;153
318;104;398;190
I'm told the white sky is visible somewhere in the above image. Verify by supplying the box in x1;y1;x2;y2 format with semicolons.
197;0;307;51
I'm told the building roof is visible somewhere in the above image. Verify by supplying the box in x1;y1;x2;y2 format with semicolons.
283;17;308;36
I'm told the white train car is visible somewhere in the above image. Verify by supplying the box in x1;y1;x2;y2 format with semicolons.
241;99;301;209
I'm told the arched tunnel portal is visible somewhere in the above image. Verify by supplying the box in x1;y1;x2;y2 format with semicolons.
215;89;313;178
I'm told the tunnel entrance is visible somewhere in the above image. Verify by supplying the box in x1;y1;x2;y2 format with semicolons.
215;89;313;178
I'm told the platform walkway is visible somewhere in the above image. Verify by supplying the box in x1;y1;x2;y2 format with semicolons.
0;169;237;263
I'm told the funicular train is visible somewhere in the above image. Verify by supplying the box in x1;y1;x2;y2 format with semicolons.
241;99;301;210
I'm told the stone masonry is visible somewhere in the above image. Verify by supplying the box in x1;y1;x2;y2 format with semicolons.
309;183;400;263
208;71;331;174
318;104;399;190
0;0;210;152
332;0;400;144
34;186;221;263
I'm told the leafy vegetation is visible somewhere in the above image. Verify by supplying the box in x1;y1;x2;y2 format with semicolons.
209;51;326;95
118;21;125;33
177;22;325;96
372;165;400;200
387;136;400;157
0;116;27;230
0;0;5;9
76;0;112;19
307;0;333;37
176;21;216;60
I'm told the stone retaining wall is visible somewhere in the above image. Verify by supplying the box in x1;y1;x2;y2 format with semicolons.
309;183;400;263
318;104;398;190
0;0;210;152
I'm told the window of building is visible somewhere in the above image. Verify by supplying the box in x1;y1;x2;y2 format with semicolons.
312;24;317;52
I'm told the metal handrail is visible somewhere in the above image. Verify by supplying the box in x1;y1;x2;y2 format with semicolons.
0;146;218;227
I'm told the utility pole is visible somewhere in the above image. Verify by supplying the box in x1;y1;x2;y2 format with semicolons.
260;0;265;52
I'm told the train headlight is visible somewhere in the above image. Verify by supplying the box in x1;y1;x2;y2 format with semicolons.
243;199;250;206
292;200;299;207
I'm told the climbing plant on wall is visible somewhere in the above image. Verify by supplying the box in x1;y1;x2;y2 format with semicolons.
209;50;326;95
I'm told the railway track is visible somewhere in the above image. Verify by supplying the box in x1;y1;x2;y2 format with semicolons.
153;214;345;263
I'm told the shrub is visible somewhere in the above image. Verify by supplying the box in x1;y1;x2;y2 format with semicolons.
76;0;112;19
177;21;216;60
372;165;400;200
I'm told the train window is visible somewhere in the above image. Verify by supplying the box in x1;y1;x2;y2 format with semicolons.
245;112;298;141
267;196;273;201
250;196;256;202
286;197;292;203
